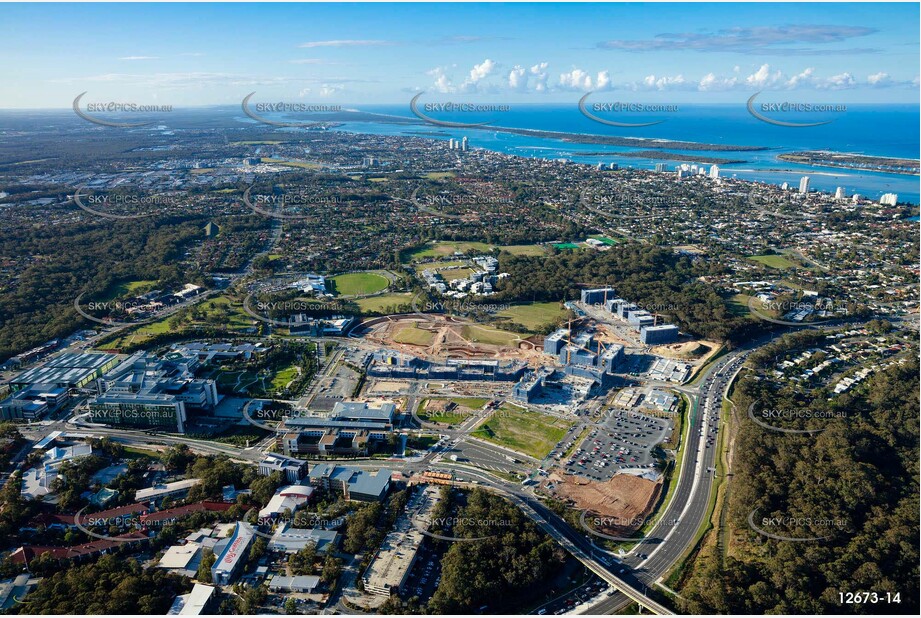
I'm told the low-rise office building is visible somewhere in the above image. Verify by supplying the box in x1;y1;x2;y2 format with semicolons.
640;324;680;345
10;352;119;391
0;384;69;421
307;464;391;502
267;523;338;554
267;575;321;594
211;522;256;585
135;478;201;503
259;453;308;483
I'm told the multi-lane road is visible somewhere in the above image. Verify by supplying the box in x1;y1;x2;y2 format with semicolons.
12;321;798;615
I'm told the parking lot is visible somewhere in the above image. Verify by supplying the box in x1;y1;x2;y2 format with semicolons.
558;409;672;481
401;539;445;603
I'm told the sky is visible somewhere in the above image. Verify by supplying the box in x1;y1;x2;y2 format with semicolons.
1;2;919;108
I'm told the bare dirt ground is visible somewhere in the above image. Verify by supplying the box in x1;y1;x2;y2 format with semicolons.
546;471;662;534
651;339;721;365
362;315;547;365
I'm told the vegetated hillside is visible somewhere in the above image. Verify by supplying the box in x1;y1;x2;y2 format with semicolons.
427;488;566;614
494;244;759;342
9;554;190;614
679;358;920;614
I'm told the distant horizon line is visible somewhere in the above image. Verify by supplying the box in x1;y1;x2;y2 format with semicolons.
1;101;919;112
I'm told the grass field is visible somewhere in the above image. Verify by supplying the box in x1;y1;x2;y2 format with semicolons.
499;244;546;256
461;324;521;346
393;325;435;346
472;405;574;459
439;267;475;281
728;293;754;317
268;364;299;394
495;301;567;332
329;272;390;296
412;260;466;273
589;235;618;245
354;292;414;313
748;254;798;270
424;172;456;180
102;294;254;350
403;240;495;261
96;279;158;302
553;242;581;250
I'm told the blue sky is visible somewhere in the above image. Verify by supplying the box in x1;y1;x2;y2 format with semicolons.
1;2;918;108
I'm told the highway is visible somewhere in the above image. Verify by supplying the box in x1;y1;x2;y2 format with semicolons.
15;320;803;615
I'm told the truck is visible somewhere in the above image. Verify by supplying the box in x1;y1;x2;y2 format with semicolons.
505;455;520;463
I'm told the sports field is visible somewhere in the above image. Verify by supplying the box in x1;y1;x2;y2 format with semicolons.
495;301;568;332
747;254;797;270
329;272;390;296
472;405;574;459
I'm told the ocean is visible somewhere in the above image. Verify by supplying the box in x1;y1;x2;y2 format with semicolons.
332;104;921;204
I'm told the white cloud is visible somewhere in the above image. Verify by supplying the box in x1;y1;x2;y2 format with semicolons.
823;72;856;89
467;58;496;83
785;67;815;88
867;72;890;86
699;72;738;91
639;74;687;90
746;64;783;88
508;65;527;91
530;62;549;92
119;56;158;61
427;66;454;93
558;68;612;91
